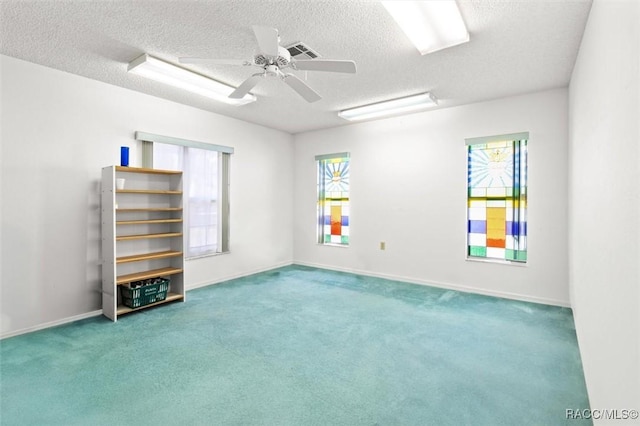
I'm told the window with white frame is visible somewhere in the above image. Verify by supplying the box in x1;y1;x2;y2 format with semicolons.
466;132;528;263
316;152;350;245
138;132;231;259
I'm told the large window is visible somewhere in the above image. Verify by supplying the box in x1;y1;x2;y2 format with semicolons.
154;144;220;258
137;132;231;259
466;133;528;262
316;153;350;246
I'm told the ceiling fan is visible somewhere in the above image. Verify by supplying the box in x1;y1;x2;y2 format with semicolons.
179;26;357;103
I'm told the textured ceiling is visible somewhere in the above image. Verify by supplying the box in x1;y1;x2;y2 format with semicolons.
0;0;592;134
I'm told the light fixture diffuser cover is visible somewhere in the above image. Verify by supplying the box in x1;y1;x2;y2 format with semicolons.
338;92;438;122
382;1;469;55
127;54;256;106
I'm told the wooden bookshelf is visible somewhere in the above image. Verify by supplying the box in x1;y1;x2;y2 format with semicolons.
116;219;183;226
115;166;182;175
116;267;183;285
116;293;184;316
116;250;183;264
102;165;185;321
116;189;182;195
117;208;183;212
116;232;182;241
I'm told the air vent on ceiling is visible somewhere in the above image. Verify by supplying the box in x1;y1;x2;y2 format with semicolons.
284;42;321;60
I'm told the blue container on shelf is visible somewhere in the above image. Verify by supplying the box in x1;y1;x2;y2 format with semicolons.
120;146;129;166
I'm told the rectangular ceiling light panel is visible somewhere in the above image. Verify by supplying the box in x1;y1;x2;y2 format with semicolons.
338;92;438;121
128;54;256;106
382;1;469;55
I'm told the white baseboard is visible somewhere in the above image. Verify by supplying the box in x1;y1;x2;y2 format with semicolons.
293;260;571;308
2;260;569;340
185;260;295;291
1;310;103;340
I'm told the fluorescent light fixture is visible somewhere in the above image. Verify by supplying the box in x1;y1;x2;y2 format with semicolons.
382;1;469;55
127;54;256;106
338;92;438;121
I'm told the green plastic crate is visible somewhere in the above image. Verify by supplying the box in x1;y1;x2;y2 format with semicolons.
121;278;169;309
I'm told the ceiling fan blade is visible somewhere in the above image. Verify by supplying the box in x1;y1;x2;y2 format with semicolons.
252;26;280;57
229;74;263;99
283;73;322;103
179;58;251;66
294;59;357;74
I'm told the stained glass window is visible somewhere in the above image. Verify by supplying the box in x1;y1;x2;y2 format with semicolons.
316;153;350;245
467;136;528;262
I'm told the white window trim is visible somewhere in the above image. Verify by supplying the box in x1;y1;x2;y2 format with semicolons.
465;131;529;146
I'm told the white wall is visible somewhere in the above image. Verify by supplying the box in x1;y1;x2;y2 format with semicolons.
294;89;570;306
0;55;294;336
568;0;639;413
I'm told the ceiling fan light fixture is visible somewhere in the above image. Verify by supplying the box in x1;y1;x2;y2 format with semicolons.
338;92;438;122
127;54;256;106
382;0;469;55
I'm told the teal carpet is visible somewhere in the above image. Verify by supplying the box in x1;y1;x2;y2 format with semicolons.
1;265;590;425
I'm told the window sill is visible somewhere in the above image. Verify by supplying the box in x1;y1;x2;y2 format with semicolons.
466;256;527;267
318;243;349;248
186;251;230;261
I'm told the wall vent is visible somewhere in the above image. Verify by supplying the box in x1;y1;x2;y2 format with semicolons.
284;42;321;60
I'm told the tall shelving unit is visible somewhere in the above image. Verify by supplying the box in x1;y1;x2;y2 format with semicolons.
101;166;185;321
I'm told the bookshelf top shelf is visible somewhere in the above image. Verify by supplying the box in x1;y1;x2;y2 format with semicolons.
115;166;182;175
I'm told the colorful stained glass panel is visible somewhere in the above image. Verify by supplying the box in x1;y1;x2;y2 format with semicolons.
317;154;350;245
467;139;527;262
330;205;342;235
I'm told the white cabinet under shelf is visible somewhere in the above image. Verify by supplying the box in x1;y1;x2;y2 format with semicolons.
101;166;185;321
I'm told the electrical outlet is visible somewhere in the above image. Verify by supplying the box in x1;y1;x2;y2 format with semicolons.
380;241;386;250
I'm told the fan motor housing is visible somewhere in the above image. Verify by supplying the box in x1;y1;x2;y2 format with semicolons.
254;46;291;69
